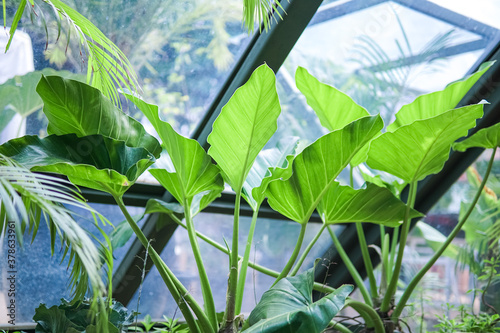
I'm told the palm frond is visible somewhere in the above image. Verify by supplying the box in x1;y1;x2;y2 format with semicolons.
243;0;285;33
4;0;140;106
0;157;112;331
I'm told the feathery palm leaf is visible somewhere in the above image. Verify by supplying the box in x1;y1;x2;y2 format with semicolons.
243;0;285;33
0;156;112;331
4;0;139;106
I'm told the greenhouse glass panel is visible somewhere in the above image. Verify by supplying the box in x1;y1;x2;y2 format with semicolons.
271;0;500;149
0;0;253;144
129;212;342;319
0;203;144;326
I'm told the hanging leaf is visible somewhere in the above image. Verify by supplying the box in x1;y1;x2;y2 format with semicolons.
208;64;281;192
453;122;500;151
242;137;298;211
387;61;494;132
125;94;224;211
295;66;370;132
317;183;423;227
413;222;459;258
367;104;483;183
37;76;161;157
0;134;154;197
266;115;383;224
245;265;353;333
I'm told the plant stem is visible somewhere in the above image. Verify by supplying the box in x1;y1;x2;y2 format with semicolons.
113;195;210;333
346;300;385;333
222;190;241;330
356;222;378;299
330;320;355;333
169;212;279;277
380;181;417;313
392;147;497;320
328;226;373;307
183;198;218;331
272;222;307;286
168;212;338;295
388;225;399;283
290;224;326;276
235;206;260;315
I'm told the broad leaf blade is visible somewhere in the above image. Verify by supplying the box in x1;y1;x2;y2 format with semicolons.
295;66;370;132
367;104;483;183
125;94;224;209
246;266;352;333
37;75;161;157
266;115;383;224
453;122;500;151
242;137;298;210
317;183;423;227
0;134;154;196
387;61;494;132
208;64;281;191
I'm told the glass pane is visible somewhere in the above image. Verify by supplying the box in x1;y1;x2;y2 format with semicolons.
0;0;252;145
129;212;343;319
269;0;500;149
0;203;144;325
401;148;499;331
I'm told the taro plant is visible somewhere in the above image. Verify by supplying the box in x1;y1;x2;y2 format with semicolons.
0;58;498;333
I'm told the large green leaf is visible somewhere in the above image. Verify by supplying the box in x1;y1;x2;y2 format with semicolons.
387;61;493;132
295;66;370;132
317;183;423;227
266;115;383;224
37;75;161;157
367;104;483;183
0;69;84;119
453;122;500;151
207;64;281;191
125;94;224;210
242;137;298;211
0;134;154;196
245;265;352;333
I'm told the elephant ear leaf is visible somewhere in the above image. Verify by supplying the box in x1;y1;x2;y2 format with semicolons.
453;122;500;151
295;66;370;132
245;265;353;333
317;183;423;227
0;134;154;197
242;137;298;211
125;94;224;213
36;75;161;158
367;104;483;183
208;64;281;192
266;115;383;224
387;61;494;132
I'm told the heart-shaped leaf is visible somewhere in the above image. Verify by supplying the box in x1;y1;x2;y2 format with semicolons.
242;137;298;211
387;61;493;132
208;64;281;191
246;265;353;333
266;115;383;224
125;94;224;211
295;66;370;132
0;134;154;196
317;183;423;227
453;122;500;151
37;75;161;157
367;104;483;183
